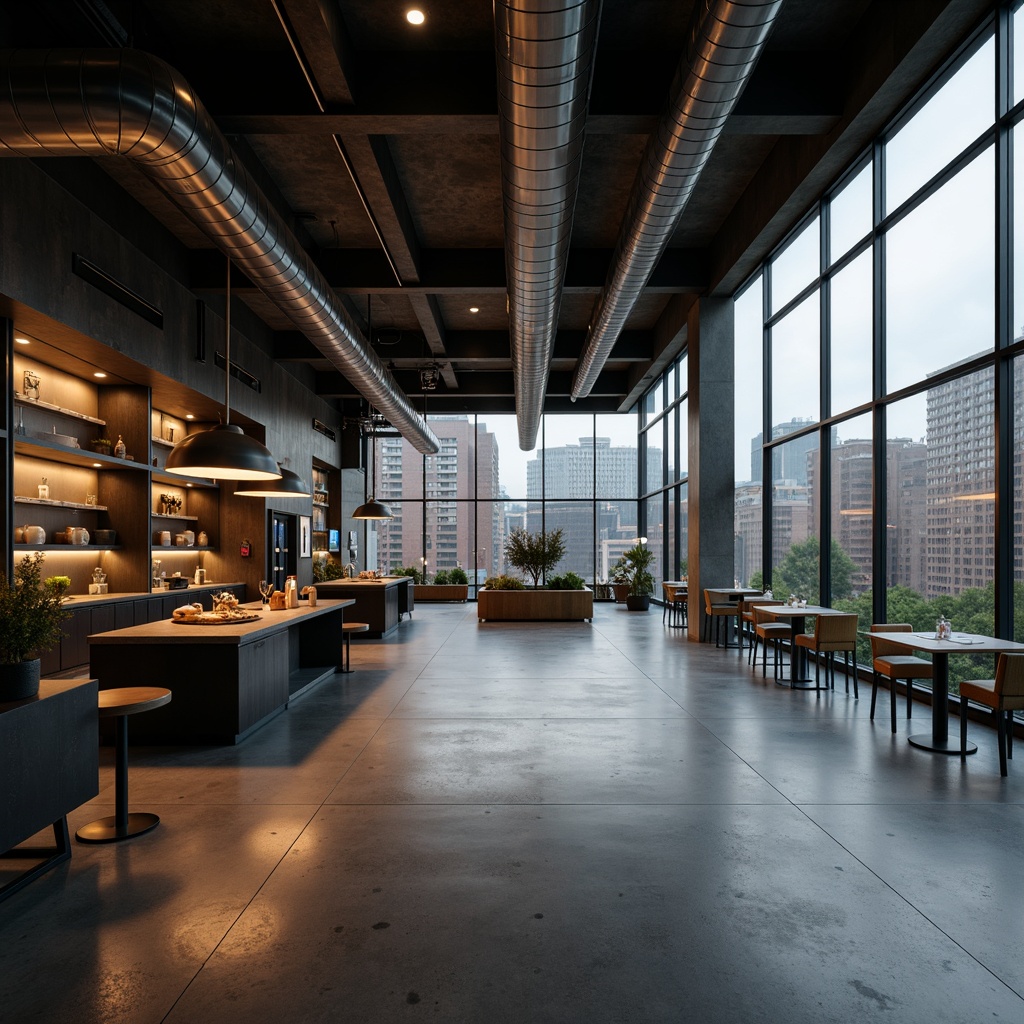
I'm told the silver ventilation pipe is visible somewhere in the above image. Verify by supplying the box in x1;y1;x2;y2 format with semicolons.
570;0;782;400
0;49;440;455
495;0;601;451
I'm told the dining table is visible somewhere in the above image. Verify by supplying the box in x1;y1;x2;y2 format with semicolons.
868;631;1024;754
750;604;845;687
663;581;687;628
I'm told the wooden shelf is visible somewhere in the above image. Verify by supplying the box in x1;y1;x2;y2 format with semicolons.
14;394;105;426
151;470;217;488
15;437;147;471
152;512;199;521
151;435;175;448
14;544;123;551
15;496;110;511
151;546;216;552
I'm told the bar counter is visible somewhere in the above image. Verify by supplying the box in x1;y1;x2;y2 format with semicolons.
314;576;413;637
89;599;354;744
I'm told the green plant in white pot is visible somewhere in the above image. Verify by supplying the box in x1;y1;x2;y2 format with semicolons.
0;553;71;700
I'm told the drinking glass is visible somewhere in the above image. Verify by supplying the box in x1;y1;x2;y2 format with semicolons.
259;579;273;605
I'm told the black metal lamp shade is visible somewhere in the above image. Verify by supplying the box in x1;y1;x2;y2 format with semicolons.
164;423;282;481
234;464;311;497
352;496;394;520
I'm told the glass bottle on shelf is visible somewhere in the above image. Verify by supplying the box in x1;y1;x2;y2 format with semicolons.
37;477;49;500
114;434;126;458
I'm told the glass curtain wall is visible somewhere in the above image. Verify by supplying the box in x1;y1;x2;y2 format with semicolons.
365;411;640;595
735;5;1023;701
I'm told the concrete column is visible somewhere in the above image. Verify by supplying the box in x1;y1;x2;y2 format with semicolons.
687;297;735;641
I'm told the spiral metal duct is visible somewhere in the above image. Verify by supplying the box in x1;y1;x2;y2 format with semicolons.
495;0;601;451
0;49;440;454
570;0;782;400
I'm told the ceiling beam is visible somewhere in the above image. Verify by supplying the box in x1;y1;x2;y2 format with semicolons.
273;328;654;363
315;369;630;398
272;0;356;106
215;49;842;135
190;247;709;294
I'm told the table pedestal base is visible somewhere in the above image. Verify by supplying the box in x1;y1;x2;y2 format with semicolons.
908;734;976;755
76;812;160;844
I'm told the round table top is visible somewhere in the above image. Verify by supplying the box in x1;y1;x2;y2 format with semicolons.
97;686;172;717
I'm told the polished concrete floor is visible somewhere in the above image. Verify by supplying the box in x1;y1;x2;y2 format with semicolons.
2;603;1023;1023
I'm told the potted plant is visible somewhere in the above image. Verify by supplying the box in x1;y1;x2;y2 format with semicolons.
414;566;469;602
504;527;566;588
621;542;655;611
0;553;72;700
89;436;113;455
609;557;631;604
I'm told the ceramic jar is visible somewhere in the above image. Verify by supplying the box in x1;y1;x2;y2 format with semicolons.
67;526;90;545
184;530;195;547
197;530;209;547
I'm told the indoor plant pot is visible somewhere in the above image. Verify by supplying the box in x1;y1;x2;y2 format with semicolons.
0;553;71;700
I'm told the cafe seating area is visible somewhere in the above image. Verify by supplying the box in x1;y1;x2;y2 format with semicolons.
3;601;1022;1021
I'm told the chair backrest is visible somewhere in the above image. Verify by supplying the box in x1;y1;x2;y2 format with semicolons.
816;612;858;644
704;589;713;614
869;622;912;660
662;582;676;602
995;653;1024;705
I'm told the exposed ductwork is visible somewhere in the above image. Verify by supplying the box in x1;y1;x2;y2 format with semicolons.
0;49;440;454
494;0;602;451
570;0;783;400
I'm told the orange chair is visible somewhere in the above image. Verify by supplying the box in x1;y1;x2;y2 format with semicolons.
662;583;687;628
749;602;790;680
959;653;1024;776
868;623;929;733
794;613;859;695
702;589;740;647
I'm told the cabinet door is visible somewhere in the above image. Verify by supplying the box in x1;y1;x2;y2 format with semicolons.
59;608;91;670
237;632;289;734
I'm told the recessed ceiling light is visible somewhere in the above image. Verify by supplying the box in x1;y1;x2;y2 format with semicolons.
93;372;107;378
407;9;425;25
469;306;479;313
92;462;102;468
14;336;29;345
185;414;194;420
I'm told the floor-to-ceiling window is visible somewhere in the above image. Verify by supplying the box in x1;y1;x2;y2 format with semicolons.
734;4;1023;698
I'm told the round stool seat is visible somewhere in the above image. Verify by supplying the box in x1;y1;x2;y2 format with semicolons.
98;686;172;717
340;623;369;674
77;686;172;845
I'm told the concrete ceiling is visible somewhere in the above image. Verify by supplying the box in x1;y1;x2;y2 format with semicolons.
1;0;990;418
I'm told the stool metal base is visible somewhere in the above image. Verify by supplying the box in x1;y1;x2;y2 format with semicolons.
908;734;977;755
76;812;161;844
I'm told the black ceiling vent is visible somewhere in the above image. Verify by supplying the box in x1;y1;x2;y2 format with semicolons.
213;351;261;393
313;418;336;442
72;253;164;329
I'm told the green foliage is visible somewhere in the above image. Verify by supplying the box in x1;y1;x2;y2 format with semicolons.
483;574;525;591
547;571;586;591
0;553;71;664
432;569;451;585
610;557;630;584
312;559;346;582
621;543;655;597
447;567;469;585
504;528;566;588
761;538;858;604
391;565;424;584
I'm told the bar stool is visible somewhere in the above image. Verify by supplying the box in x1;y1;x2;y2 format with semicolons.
341;622;369;674
76;687;171;844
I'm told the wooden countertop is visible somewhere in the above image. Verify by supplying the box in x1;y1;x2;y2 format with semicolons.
88;599;355;645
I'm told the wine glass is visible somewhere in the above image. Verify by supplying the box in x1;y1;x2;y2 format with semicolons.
259;579;273;605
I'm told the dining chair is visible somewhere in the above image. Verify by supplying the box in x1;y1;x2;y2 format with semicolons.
749;601;790;680
662;583;686;628
959;652;1024;776
868;623;929;733
794;613;859;695
702;589;739;647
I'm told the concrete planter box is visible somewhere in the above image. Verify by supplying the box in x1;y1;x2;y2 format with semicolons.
477;588;593;622
413;584;469;602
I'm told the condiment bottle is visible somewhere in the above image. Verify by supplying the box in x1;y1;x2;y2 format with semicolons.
285;575;298;608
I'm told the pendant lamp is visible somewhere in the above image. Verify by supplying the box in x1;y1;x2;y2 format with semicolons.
353;298;394;520
165;258;282;481
234;462;311;498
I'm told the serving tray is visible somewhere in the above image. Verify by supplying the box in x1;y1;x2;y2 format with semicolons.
171;613;262;626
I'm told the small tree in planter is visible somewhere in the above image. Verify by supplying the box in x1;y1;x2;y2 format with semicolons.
621;542;655;610
504;528;566;588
